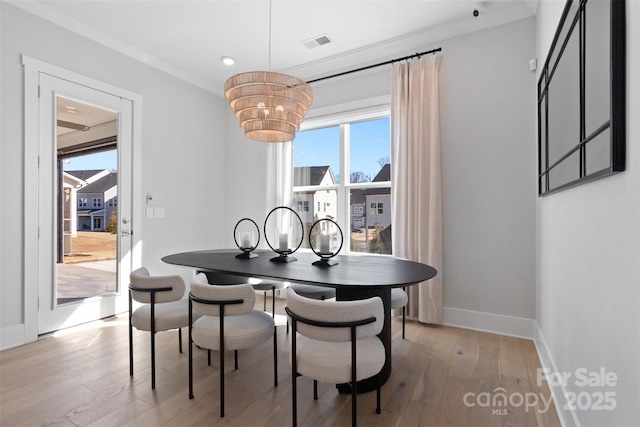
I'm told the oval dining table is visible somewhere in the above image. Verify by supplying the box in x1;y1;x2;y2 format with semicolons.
162;248;437;393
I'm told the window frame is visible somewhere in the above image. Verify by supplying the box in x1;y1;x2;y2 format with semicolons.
293;107;392;255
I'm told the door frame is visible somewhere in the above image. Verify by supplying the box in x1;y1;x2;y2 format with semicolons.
23;55;143;342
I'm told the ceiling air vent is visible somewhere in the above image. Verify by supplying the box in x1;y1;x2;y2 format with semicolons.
302;34;333;50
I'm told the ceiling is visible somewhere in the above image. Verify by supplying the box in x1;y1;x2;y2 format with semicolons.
56;97;117;136
13;0;538;97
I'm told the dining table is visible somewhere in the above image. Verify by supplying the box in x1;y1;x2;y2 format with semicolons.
162;248;437;393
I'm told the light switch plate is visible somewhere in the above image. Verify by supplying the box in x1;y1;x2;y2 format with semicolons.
154;207;165;218
146;207;154;218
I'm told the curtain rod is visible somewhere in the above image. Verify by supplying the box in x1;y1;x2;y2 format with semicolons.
306;47;442;84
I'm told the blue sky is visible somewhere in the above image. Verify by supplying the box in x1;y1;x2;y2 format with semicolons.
63;150;117;172
294;117;390;183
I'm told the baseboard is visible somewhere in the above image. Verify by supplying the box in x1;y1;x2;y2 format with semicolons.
1;324;26;351
533;322;579;427
442;307;534;339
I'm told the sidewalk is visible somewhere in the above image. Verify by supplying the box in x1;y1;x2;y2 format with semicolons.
56;259;117;304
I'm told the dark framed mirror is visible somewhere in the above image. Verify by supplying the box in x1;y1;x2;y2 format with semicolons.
538;0;626;196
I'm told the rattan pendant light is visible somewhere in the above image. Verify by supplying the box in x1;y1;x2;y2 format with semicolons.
224;2;312;143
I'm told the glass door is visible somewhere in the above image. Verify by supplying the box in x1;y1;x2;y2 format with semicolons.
38;74;133;333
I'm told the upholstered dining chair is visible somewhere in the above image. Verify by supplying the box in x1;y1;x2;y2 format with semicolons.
188;273;277;418
285;288;385;427
129;266;191;389
250;279;287;317
288;283;336;301
391;287;409;339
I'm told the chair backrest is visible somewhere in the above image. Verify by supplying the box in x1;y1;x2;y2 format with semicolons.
190;273;256;316
286;288;383;342
129;267;185;304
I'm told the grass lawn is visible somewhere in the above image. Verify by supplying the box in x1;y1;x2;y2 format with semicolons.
64;231;117;264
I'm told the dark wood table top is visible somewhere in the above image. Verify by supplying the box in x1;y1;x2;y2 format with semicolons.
162;249;437;288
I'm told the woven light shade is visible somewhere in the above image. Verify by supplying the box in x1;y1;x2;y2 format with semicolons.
225;71;313;143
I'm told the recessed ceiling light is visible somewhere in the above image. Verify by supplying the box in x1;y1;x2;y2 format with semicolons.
220;56;235;66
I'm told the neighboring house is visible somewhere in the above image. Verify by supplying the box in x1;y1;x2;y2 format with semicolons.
350;164;391;230
62;169;111;237
62;172;85;238
293;166;338;226
73;171;118;231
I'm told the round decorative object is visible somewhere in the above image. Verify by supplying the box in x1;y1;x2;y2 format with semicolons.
263;206;304;263
233;218;260;259
308;218;343;267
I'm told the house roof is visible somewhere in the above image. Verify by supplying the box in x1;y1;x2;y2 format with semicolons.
63;171;87;186
78;172;117;194
350;187;391;205
350;164;391;205
373;164;391;182
294;166;335;186
66;169;108;182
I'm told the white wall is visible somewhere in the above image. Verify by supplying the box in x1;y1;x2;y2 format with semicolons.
225;17;538;338
536;1;640;426
0;2;227;348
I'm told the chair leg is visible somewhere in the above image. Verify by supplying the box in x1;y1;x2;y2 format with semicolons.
273;328;278;387
189;300;194;399
150;330;156;389
220;348;225;417
150;295;156;389
271;286;276;317
128;290;134;377
208;349;211;366
376;376;381;414
402;306;406;339
291;319;298;427
235;350;238;370
178;328;183;353
292;374;297;427
219;306;226;418
313;380;318;400
263;291;267;311
351;327;357;427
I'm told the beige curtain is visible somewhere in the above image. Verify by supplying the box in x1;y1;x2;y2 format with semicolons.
391;54;443;324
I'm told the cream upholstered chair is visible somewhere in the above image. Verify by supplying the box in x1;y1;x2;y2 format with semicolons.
391;288;409;339
188;273;277;418
129;267;191;389
250;279;287;317
286;288;385;427
288;283;336;301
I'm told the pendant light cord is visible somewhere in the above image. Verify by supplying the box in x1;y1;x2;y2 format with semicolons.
268;0;272;71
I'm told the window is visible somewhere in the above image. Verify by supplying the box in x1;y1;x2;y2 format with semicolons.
297;201;309;212
92;198;102;208
370;202;384;215
78;198;87;207
294;114;392;255
108;197;117;207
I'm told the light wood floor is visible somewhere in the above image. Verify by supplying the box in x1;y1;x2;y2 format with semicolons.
0;296;561;427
